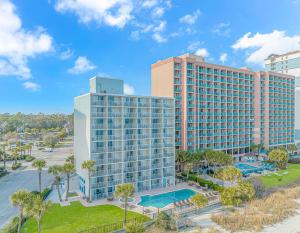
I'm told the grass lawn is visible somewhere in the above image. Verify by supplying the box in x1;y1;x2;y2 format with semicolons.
21;201;149;233
259;164;300;188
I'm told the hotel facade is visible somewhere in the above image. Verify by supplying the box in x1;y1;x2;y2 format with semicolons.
265;51;300;130
74;77;175;200
152;54;295;154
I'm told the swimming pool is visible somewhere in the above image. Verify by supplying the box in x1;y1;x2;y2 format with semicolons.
235;163;258;171
138;189;196;208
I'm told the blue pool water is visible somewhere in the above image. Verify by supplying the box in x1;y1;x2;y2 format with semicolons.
235;163;258;171
235;163;263;176
138;189;196;208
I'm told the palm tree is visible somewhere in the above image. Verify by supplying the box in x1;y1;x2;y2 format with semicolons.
12;148;19;165
115;183;135;224
10;189;32;233
288;144;298;155
26;195;52;233
66;154;74;164
1;144;7;170
81;160;95;202
48;165;63;202
28;142;34;155
62;162;75;201
175;150;190;173
32;159;47;193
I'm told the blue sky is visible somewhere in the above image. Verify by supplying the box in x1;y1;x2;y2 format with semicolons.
0;0;300;113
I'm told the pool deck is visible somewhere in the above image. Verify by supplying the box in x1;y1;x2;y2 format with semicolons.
73;183;202;217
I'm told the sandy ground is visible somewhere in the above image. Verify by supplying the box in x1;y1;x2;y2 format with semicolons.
186;199;300;233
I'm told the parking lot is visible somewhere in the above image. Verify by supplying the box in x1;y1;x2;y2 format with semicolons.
0;141;73;228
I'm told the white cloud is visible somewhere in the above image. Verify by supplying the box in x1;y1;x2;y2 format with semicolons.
23;81;41;91
232;30;300;66
59;48;73;60
219;53;228;64
0;0;53;79
142;0;158;8
151;21;167;43
55;0;133;28
195;48;209;58
213;22;231;37
152;33;167;43
187;41;203;51
151;7;165;18
68;56;96;74
130;30;140;40
124;83;135;95
179;9;201;25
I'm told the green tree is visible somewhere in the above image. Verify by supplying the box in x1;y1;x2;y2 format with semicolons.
250;144;261;156
175;150;190;172
43;134;58;148
66;154;74;164
287;144;298;155
190;193;208;212
48;165;63;202
1;143;7;170
220;181;255;207
268;149;289;169
11;148;19;165
62;162;75;201
124;221;145;233
32;159;47;193
114;183;135;224
215;166;242;185
155;212;174;230
26;195;52;233
10;189;32;233
81;160;95;202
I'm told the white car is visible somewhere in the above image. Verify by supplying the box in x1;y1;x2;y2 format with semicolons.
42;148;53;152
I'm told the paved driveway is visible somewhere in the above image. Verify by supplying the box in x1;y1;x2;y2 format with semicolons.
0;170;53;228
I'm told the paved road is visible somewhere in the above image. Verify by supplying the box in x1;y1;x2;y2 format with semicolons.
0;141;74;229
0;169;54;228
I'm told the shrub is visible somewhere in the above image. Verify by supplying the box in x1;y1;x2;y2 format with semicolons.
25;155;35;162
288;157;300;164
31;188;51;200
125;221;145;233
155;212;175;230
182;173;224;191
212;186;300;232
220;181;255;207
11;162;21;170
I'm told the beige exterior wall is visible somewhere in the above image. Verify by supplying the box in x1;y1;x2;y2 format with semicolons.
151;59;174;97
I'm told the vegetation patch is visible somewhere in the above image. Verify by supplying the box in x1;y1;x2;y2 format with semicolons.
181;173;224;192
212;186;300;232
21;201;149;233
11;162;21;170
259;164;300;188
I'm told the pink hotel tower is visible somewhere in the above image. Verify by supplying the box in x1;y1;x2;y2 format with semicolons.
151;54;295;157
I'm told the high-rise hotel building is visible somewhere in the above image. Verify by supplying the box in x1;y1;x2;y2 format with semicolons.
74;77;175;200
152;54;295;155
254;71;295;148
265;51;300;130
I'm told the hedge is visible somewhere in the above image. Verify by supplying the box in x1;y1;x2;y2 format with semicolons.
11;163;21;170
31;188;51;200
25;155;35;162
181;172;224;192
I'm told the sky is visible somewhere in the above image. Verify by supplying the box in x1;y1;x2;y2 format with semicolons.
0;0;300;114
